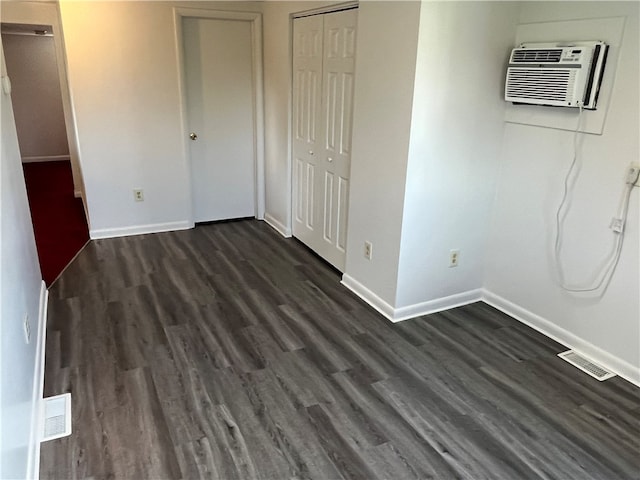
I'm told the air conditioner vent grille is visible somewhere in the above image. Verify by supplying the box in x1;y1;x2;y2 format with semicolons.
506;69;575;103
512;49;562;63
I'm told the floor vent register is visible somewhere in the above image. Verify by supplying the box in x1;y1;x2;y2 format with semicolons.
42;393;72;442
557;350;616;381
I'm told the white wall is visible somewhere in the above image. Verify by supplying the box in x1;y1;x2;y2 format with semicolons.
395;1;519;308
1;32;70;161
0;40;45;480
342;1;520;315
485;1;640;380
57;1;261;237
342;0;422;306
59;0;341;238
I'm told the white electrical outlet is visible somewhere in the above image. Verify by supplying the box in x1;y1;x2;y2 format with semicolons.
449;249;460;268
133;189;144;202
364;241;373;260
23;314;31;344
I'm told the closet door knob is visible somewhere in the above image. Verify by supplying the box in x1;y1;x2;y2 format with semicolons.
189;132;198;140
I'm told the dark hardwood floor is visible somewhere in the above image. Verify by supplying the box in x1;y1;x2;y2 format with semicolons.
41;219;640;479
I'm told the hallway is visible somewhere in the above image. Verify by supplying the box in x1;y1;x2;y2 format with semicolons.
23;160;89;285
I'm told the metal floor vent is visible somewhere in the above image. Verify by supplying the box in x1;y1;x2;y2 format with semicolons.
557;350;616;381
42;393;72;442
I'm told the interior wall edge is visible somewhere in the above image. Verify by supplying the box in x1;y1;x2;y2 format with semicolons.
26;281;48;480
392;289;484;323
341;273;396;321
341;274;483;323
53;0;86;206
264;213;292;238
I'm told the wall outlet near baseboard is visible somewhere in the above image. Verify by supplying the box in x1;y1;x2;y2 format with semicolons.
449;249;460;267
133;189;144;202
364;241;373;260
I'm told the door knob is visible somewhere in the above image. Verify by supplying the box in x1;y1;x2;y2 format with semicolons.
308;150;314;155
189;133;198;140
327;157;333;163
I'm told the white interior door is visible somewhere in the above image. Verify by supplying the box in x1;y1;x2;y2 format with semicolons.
183;17;255;223
292;9;357;272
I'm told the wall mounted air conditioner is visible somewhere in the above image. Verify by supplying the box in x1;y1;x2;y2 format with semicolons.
505;41;608;110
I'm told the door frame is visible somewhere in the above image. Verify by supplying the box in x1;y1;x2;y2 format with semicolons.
0;2;88;217
173;8;265;225
288;2;358;235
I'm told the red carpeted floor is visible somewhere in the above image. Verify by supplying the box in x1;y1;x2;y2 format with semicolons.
22;160;89;286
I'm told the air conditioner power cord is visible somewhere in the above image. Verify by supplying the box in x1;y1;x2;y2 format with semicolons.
553;105;638;294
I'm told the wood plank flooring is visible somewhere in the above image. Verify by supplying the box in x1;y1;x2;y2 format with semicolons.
41;219;640;479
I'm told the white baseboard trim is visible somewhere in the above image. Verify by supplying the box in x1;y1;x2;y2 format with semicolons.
341;274;482;323
482;290;640;387
27;281;49;480
22;155;70;163
264;213;292;238
341;274;396;320
393;288;483;322
90;220;193;240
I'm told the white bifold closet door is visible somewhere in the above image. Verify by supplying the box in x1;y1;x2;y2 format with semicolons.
292;9;357;272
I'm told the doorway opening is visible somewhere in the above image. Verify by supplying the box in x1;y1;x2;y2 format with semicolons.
1;23;89;285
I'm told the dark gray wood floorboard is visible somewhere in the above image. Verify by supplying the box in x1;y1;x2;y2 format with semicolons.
41;219;640;479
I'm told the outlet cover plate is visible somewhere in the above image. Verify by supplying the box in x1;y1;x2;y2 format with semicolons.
364;241;372;260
